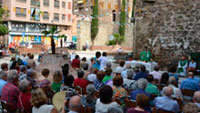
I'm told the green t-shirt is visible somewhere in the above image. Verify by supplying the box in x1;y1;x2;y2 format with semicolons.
51;82;62;92
102;76;112;83
145;83;160;95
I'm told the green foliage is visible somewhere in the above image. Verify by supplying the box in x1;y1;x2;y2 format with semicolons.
0;8;9;36
42;26;61;54
91;0;99;42
119;0;126;37
132;0;136;18
108;33;125;45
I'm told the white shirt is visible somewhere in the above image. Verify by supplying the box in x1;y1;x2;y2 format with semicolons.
189;61;197;68
87;74;97;82
150;71;162;80
123;78;137;90
99;56;109;71
32;104;54;113
169;84;182;99
95;99;121;113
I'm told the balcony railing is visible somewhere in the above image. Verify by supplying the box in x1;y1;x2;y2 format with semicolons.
16;13;26;17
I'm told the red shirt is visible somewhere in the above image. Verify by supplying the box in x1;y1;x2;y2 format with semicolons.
18;92;32;113
1;82;20;110
74;78;88;89
71;59;80;68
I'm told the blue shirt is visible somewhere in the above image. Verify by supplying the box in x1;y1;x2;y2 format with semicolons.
93;57;100;70
168;73;179;83
180;78;200;91
94;80;105;91
130;89;151;112
0;79;7;95
153;96;179;113
130;89;151;100
134;72;147;81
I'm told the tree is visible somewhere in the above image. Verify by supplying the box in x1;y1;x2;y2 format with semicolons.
91;0;99;47
119;0;126;37
42;26;61;54
58;34;67;48
0;8;9;38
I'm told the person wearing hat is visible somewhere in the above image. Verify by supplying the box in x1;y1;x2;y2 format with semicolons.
81;84;97;112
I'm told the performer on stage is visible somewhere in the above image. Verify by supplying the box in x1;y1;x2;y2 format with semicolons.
177;56;188;77
140;47;152;62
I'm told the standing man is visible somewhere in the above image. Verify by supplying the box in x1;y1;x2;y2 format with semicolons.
99;52;109;71
140;47;152;62
177;56;188;77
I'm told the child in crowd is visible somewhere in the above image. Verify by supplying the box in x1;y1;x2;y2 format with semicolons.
51;70;63;92
38;68;51;88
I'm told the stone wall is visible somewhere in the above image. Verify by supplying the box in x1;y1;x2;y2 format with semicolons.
134;0;200;67
76;20;133;50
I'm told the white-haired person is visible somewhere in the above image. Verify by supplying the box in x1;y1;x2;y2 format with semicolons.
1;70;20;111
18;78;32;113
153;86;179;113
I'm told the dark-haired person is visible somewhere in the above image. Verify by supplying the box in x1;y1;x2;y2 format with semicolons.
127;94;150;113
80;57;87;69
168;66;179;83
160;72;169;86
74;70;88;89
95;85;122;113
140;47;151;62
99;52;109;71
93;51;101;70
1;63;8;72
134;65;147;81
145;74;160;95
150;66;161;81
71;55;80;69
94;71;105;91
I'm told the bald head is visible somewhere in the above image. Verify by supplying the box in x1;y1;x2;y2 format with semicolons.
193;91;200;103
163;86;173;97
69;96;81;112
188;72;194;78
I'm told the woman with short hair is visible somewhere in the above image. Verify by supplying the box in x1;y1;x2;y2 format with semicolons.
18;78;32;113
31;88;58;113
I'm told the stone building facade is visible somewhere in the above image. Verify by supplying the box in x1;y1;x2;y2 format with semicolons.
133;0;200;67
76;20;133;50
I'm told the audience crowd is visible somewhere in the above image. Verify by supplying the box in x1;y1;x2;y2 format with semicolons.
0;52;200;113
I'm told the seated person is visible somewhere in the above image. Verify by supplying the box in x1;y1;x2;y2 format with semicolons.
1;70;20;111
127;94;150;113
123;69;137;90
183;103;199;113
94;71;105;91
74;70;88;89
102;68;113;84
134;65;148;81
131;78;151;100
168;77;182;99
153;86;179;113
51;71;63;92
95;85;122;113
38;68;51;88
193;91;200;108
81;84;97;112
150;66;162;81
145;74;160;95
181;72;200;91
87;68;98;82
71;55;80;69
